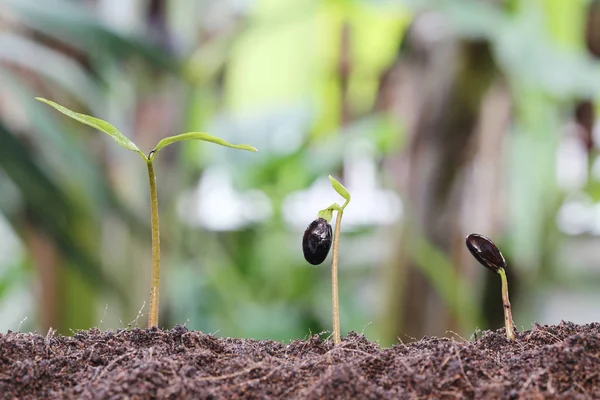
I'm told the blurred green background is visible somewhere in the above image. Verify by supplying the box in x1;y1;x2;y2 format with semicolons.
1;0;600;346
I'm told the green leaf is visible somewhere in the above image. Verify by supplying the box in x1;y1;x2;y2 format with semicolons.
317;203;341;222
151;132;257;158
35;97;145;158
329;175;351;203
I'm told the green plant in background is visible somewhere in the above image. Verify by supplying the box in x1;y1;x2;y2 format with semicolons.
302;175;351;345
35;98;257;328
465;233;516;340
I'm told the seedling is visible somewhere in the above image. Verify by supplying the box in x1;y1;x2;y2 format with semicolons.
465;233;516;340
36;98;257;328
302;175;351;345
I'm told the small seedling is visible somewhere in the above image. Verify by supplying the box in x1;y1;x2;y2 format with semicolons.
302;175;351;345
36;98;257;328
465;233;516;340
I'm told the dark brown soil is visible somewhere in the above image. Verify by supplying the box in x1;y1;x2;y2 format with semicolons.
0;321;598;399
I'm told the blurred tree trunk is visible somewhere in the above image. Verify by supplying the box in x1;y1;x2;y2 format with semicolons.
382;14;498;340
24;210;97;334
25;220;60;332
572;0;600;154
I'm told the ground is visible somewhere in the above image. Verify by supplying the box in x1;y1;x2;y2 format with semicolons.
0;321;598;399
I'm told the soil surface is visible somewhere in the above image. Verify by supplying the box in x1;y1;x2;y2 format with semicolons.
0;321;598;399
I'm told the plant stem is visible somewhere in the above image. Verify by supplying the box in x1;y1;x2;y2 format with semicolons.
498;268;515;340
146;160;161;328
331;208;343;345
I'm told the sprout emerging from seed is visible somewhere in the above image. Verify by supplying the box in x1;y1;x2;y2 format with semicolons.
465;233;516;340
302;175;351;345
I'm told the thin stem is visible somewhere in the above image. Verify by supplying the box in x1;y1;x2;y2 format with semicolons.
341;198;350;211
331;208;343;345
498;268;515;340
147;160;161;328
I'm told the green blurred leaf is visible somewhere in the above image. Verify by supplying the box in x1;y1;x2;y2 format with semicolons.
585;180;600;202
35;98;145;158
152;132;257;158
328;175;350;203
0;120;125;302
543;0;585;51
409;233;482;332
2;0;178;73
0;33;101;110
0;260;23;303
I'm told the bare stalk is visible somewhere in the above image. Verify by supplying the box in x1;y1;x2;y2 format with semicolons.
498;268;515;340
331;209;343;345
146;160;161;328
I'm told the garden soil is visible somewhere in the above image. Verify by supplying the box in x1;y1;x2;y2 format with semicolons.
0;321;598;399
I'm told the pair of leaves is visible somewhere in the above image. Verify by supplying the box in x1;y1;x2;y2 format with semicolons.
35;98;257;161
317;176;351;222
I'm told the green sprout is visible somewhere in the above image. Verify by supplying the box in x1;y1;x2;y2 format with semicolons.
302;175;351;345
36;98;257;328
465;233;516;340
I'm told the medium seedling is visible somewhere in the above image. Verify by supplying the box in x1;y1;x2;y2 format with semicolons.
302;175;351;345
465;233;516;340
36;98;257;328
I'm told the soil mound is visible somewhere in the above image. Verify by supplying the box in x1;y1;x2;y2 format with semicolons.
1;321;598;399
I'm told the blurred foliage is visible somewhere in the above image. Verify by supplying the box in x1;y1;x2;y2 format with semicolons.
0;0;599;344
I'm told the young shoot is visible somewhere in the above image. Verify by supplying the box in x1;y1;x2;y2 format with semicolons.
465;233;516;340
36;98;257;329
302;175;351;345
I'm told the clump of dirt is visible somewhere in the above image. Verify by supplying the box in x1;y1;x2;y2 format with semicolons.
0;321;598;399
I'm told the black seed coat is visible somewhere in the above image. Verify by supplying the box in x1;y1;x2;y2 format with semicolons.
302;218;333;265
465;233;506;273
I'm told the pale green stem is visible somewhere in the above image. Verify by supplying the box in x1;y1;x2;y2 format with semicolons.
498;268;515;340
147;160;161;328
331;208;343;345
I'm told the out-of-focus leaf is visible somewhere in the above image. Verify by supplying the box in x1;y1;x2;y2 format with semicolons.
407;0;600;98
35;98;146;158
0;261;23;302
0;120;125;302
508;86;561;270
584;180;600;202
152;132;257;158
543;0;585;51
409;233;482;332
0;33;101;110
1;0;178;73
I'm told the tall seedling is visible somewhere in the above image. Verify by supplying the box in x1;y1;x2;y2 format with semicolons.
36;98;257;328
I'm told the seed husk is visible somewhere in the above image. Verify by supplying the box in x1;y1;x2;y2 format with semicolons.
302;218;333;265
465;233;506;273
